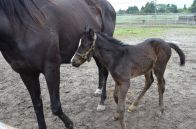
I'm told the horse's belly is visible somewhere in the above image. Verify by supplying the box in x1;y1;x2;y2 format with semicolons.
8;60;37;73
2;53;39;73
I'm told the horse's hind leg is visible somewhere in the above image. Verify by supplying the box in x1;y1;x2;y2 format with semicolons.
44;63;73;129
20;73;47;129
154;66;166;114
128;71;154;112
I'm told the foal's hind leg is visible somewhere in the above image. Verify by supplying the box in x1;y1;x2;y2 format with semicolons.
20;73;47;129
128;71;154;112
154;67;166;114
44;63;73;129
113;83;119;104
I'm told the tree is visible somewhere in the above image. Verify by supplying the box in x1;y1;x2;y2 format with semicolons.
140;6;145;13
165;4;178;13
126;6;139;14
142;1;156;13
118;9;126;14
171;4;178;13
190;0;196;12
157;4;167;13
183;4;187;10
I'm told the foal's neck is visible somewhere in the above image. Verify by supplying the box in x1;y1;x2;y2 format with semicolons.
94;34;126;69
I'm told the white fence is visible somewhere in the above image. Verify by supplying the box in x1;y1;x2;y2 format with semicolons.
117;13;196;26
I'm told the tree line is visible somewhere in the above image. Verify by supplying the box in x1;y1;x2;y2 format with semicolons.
118;0;196;14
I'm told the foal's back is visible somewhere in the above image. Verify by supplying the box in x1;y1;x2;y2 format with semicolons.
122;38;172;77
143;38;172;65
128;38;172;60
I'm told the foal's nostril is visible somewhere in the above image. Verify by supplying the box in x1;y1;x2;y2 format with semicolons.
71;60;80;67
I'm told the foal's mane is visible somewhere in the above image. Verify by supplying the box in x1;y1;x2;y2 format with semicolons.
98;32;128;47
0;0;48;26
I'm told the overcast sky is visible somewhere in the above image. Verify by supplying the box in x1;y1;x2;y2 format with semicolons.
107;0;193;11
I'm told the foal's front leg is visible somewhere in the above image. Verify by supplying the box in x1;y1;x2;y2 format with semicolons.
113;81;130;129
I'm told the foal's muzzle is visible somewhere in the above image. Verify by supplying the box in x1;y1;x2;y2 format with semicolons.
72;61;80;67
71;55;86;67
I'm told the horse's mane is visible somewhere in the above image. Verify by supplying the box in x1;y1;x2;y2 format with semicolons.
0;0;48;26
98;32;128;47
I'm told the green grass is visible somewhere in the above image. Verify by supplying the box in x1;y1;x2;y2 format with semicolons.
114;14;196;39
114;26;168;38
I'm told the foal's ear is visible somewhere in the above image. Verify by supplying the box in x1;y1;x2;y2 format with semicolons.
89;28;95;38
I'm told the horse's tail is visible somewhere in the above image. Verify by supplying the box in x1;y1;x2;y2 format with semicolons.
168;43;185;66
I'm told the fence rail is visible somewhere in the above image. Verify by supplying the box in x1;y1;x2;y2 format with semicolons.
117;13;196;27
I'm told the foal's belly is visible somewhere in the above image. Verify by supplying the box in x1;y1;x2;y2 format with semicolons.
129;59;155;78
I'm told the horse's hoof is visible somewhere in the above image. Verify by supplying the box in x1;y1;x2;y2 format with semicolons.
68;126;74;129
94;89;102;97
128;104;137;113
66;121;74;129
97;104;106;112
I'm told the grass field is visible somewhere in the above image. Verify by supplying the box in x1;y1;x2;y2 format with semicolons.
114;14;196;38
114;26;168;38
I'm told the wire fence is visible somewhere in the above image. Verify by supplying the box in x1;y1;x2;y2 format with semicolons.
116;13;196;27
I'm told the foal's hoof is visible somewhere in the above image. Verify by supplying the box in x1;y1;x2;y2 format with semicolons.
97;104;106;112
160;107;164;114
128;104;137;112
94;89;102;97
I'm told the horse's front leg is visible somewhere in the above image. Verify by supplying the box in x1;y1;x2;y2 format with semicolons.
44;62;74;129
94;58;109;111
20;73;47;129
113;81;130;129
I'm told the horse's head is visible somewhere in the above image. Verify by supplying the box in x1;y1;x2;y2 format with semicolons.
71;26;97;67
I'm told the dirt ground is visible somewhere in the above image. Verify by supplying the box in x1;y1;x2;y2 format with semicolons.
0;28;196;129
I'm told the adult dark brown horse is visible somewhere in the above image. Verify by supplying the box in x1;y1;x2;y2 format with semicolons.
0;0;116;129
71;27;185;129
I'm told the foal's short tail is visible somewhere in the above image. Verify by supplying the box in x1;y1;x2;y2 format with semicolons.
169;43;185;66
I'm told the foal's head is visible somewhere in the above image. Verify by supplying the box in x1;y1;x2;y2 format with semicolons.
71;26;97;67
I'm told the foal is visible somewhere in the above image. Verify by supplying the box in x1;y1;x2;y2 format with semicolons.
71;28;185;129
